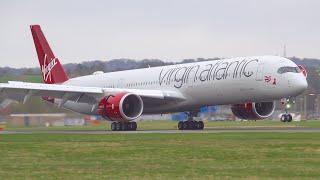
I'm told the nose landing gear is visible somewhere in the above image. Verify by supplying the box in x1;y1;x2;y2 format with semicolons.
280;98;294;122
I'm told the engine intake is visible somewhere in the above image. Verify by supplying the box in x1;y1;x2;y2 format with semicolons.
98;93;143;122
231;102;275;120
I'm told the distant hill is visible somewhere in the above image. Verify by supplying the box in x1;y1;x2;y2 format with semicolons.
1;56;319;78
291;57;320;68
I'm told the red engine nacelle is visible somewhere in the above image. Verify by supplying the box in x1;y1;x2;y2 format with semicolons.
98;93;143;122
231;102;275;120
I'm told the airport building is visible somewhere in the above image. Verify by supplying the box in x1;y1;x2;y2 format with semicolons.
8;113;67;127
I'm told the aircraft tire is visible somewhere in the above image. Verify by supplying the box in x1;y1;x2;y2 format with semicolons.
111;122;137;131
127;122;133;131
132;122;137;131
121;123;127;131
195;121;201;129
287;114;293;122
111;122;117;131
178;121;204;130
280;114;287;122
178;121;183;130
115;122;122;131
199;121;204;130
189;121;195;129
182;121;188;129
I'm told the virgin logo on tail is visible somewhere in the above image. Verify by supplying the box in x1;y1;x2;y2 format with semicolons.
41;54;58;82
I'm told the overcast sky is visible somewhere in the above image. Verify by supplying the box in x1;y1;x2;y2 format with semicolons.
1;0;320;68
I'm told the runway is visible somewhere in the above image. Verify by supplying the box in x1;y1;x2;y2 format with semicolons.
1;127;320;134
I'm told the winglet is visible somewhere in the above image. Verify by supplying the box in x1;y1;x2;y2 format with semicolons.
30;25;69;84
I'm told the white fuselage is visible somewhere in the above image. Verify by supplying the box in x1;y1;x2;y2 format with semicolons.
60;56;307;115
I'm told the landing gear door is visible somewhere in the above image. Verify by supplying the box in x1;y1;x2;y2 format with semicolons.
256;63;264;81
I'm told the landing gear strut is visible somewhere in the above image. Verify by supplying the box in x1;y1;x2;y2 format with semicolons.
111;121;137;131
178;111;204;130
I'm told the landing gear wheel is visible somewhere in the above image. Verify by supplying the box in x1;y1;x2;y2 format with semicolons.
287;114;293;122
178;121;183;130
183;121;188;130
128;122;134;130
111;122;117;131
111;122;137;131
115;122;122;131
195;121;201;129
280;114;293;122
121;123;127;131
199;121;204;130
130;122;137;131
178;111;204;130
189;121;195;129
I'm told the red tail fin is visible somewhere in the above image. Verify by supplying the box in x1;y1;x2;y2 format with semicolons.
30;25;68;84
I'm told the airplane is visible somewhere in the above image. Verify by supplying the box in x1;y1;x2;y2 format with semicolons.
0;25;308;131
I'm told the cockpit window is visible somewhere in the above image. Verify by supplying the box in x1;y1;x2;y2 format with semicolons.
277;66;301;74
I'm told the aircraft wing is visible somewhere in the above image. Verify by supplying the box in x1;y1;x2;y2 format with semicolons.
0;81;186;106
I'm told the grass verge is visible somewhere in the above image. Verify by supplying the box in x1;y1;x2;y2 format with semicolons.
0;133;320;179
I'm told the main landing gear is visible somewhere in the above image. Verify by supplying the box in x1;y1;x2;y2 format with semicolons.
178;121;204;130
178;111;204;130
111;121;137;131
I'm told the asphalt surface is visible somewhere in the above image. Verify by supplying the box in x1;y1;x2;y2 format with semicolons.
1;127;320;134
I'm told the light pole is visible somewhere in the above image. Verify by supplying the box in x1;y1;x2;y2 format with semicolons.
304;93;317;120
316;95;320;118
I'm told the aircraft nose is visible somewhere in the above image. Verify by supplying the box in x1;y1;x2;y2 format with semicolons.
294;76;308;93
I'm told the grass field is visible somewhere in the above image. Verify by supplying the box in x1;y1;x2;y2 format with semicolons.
0;133;320;179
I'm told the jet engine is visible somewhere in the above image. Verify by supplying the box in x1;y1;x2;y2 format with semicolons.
98;93;143;122
231;102;275;120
